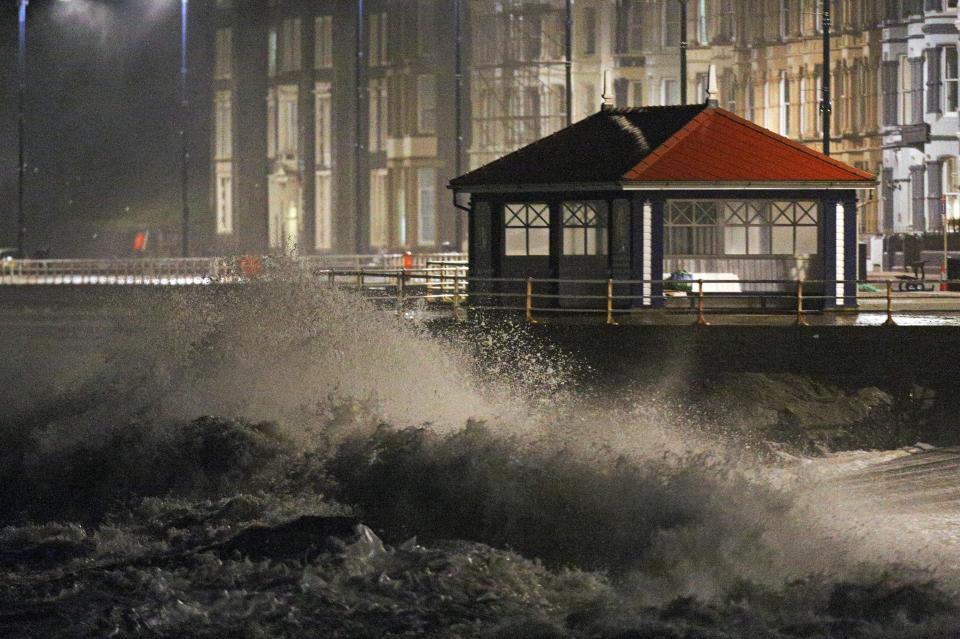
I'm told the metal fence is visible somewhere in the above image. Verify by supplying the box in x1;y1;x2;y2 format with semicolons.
6;256;960;325
0;253;467;286
316;270;960;326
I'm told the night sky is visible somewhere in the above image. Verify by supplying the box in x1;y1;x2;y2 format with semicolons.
0;0;212;257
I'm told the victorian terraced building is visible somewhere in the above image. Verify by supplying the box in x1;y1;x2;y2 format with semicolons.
208;0;957;264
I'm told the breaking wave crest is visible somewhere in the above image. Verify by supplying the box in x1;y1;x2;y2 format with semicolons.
1;279;959;637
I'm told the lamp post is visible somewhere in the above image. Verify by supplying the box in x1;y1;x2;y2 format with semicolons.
679;0;687;105
17;0;28;257
179;0;189;257
820;0;831;156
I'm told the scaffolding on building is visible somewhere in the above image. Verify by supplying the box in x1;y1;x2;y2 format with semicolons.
469;0;570;169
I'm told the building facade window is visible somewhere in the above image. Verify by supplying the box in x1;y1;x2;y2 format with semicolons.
417;0;436;57
369;78;388;151
504;202;550;256
417;74;437;134
665;200;818;257
697;0;708;44
582;6;597;55
315;82;332;168
369;169;389;248
631;81;644;107
215;28;232;80
417;168;437;246
899;55;911;125
562;201;608;255
214;91;232;161
215;91;232;237
617;0;643;53
315;16;333;69
279;18;302;73
369;12;388;67
663;0;681;48
268;27;278;77
315;171;332;250
216;167;233;235
278;86;299;157
267;89;277;158
662;78;679;105
944;46;958;112
778;71;790;135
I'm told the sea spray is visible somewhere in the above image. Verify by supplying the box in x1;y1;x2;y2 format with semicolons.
2;281;960;636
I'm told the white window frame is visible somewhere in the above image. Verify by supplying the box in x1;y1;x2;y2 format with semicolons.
216;164;233;235
417;168;437;246
370;169;389;248
214;90;232;161
278;85;299;158
944;46;958;113
899;54;911;125
779;71;790;135
315;171;332;250
314;82;332;169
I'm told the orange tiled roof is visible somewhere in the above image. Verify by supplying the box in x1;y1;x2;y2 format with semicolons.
623;108;875;182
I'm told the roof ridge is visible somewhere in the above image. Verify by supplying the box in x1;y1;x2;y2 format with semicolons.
711;109;875;180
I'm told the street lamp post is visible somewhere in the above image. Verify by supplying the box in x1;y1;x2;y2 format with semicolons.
679;0;687;105
17;0;28;257
180;0;189;257
821;0;831;156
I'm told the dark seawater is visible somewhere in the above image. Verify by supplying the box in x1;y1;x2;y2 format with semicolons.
2;280;959;638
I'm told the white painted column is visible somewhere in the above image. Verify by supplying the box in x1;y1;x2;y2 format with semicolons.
835;202;845;305
643;201;652;306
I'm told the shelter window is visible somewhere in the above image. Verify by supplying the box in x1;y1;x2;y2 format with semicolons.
666;200;818;257
562;201;608;256
505;203;550;256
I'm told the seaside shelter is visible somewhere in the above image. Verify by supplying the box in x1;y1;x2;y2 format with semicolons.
449;103;876;310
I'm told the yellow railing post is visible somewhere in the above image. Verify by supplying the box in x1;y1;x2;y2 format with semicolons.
452;272;462;320
396;270;405;318
357;268;364;290
795;279;809;327
695;279;710;326
526;277;538;324
883;280;897;326
328;269;336;287
606;278;618;325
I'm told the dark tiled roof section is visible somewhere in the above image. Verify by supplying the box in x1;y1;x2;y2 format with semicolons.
449;104;708;187
624;108;876;182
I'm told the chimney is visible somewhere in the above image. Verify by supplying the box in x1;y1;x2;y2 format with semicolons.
706;64;719;108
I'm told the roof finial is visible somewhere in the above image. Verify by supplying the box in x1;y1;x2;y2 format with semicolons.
706;64;719;108
601;69;613;111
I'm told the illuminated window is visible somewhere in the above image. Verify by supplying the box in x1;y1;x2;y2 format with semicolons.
665;200;818;257
504;203;550;256
315;171;332;250
562;201;608;256
214;91;232;160
278;86;298;157
417;168;437;246
370;169;389;248
315;82;332;168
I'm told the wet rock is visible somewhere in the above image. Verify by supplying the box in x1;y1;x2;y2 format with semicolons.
213;515;361;561
0;538;94;569
825;580;955;624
